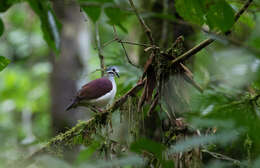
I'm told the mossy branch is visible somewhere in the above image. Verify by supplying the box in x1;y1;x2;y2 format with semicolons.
24;80;145;163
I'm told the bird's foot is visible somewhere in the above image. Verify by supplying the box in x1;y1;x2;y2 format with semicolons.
89;105;103;113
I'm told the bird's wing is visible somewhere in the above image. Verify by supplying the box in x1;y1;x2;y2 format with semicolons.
77;77;113;101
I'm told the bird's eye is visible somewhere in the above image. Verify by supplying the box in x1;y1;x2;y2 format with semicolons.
112;68;115;72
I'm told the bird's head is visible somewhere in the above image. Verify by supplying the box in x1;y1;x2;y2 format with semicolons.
106;66;120;78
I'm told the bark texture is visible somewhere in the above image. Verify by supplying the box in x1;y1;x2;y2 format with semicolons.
50;0;83;135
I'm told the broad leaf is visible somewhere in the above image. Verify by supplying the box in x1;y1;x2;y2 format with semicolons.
0;18;4;36
0;0;12;12
175;0;205;25
168;130;241;154
130;138;166;160
76;141;101;164
82;6;101;23
175;0;235;32
0;56;10;72
205;0;235;32
27;0;61;53
161;160;175;168
104;7;128;32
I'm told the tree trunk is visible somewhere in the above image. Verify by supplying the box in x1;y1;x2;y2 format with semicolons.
50;0;83;135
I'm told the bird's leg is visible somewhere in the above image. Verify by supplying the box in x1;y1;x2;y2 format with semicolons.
89;105;103;113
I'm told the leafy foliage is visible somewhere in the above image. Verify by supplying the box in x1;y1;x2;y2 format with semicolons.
205;0;235;32
104;7;129;32
82;6;101;23
79;0;129;32
0;0;260;168
0;0;13;12
27;0;61;53
0;18;4;37
0;56;10;72
175;0;235;32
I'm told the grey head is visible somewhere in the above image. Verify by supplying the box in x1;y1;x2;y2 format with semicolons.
106;66;120;78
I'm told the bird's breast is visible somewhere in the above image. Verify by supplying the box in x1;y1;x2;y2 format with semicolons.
89;79;116;108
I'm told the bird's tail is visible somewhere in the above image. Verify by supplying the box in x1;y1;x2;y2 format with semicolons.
65;98;79;111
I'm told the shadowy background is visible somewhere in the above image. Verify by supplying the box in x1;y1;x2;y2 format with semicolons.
1;0;260;167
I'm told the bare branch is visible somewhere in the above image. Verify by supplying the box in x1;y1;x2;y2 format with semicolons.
120;41;150;47
101;38;151;49
101;38;117;49
112;25;140;68
202;29;260;55
128;0;154;44
95;23;105;76
171;38;214;64
171;0;254;65
160;0;169;47
202;149;242;166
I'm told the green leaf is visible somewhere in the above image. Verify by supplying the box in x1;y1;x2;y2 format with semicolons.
130;138;166;160
27;0;61;53
143;12;177;22
0;56;10;72
0;0;12;12
205;0;235;32
0;18;4;37
82;6;101;23
161;160;175;168
104;7;129;32
175;0;206;25
168;130;241;154
76;141;101;164
175;0;235;32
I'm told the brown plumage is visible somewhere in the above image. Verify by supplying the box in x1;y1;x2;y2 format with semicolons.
66;77;113;111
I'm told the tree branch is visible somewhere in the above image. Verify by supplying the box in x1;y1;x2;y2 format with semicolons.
112;25;140;68
128;0;154;44
95;23;105;76
101;38;150;49
202;149;243;166
24;79;145;163
171;0;253;65
202;29;260;55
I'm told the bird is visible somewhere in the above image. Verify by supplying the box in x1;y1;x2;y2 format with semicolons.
66;66;119;111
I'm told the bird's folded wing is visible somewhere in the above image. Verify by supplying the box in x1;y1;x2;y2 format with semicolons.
77;77;113;100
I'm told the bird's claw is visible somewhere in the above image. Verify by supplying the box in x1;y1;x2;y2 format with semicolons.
89;105;103;113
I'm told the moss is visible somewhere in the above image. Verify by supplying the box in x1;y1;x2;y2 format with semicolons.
244;134;253;162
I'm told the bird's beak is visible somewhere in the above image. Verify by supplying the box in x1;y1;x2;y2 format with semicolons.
115;72;120;78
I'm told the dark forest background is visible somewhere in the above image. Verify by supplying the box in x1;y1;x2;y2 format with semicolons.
1;0;260;167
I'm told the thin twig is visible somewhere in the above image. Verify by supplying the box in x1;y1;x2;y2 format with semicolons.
120;41;150;47
160;0;169;47
101;38;150;49
95;23;105;76
112;25;140;68
128;0;154;44
171;0;254;65
202;149;242;166
202;28;260;55
221;0;253;35
101;38;117;48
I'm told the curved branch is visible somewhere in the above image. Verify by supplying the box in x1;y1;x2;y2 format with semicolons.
24;79;145;164
128;0;154;44
95;23;105;76
171;0;253;65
